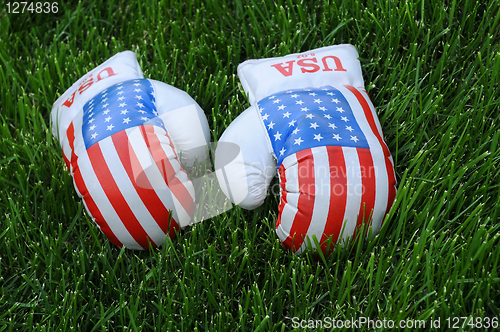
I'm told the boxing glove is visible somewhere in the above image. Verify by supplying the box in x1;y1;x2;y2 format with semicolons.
215;45;396;254
51;51;210;250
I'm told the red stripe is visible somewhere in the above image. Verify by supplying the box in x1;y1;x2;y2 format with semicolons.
345;85;397;224
276;163;287;231
66;123;77;173
319;146;347;252
140;125;195;218
355;148;376;238
87;142;156;249
284;149;315;251
111;131;180;237
383;159;397;223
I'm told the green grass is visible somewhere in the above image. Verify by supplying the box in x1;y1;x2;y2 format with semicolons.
1;0;499;330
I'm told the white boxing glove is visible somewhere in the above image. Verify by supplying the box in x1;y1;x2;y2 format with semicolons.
52;51;210;250
215;45;397;254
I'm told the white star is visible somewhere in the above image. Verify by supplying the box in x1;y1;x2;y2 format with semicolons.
119;103;126;107
327;92;335;96
329;123;337;130
117;86;123;90
268;95;276;99
268;121;275;130
105;116;112;122
336;107;345;113
333;133;341;141
137;102;144;108
314;99;322;104
294;137;304;145
103;109;110;115
259;107;265;113
153;110;158;116
150;91;155;96
286;90;293;93
301;107;309;112
331;98;340;103
91;133;98;139
290;94;299;98
88;118;95;124
274;131;282;141
292;127;300;135
279;147;286;156
283;111;291;118
278;105;286;110
141;116;149;121
350;136;359;142
314;134;323;141
324;114;332;119
346;126;354;132
89;99;94;104
87;112;94;118
310;122;319;129
123;117;131;124
272;98;281;104
133;79;140;82
309;92;317;96
319;106;327;111
107;124;115;131
135;95;143;100
288;119;296;127
305;114;314;119
118;96;125;101
120;109;129;115
134;88;142;93
133;83;141;86
117;91;124;95
138;110;146;114
296;100;304;105
262;113;269;120
341;116;349;122
102;98;108;103
89;125;96;131
102;103;109;108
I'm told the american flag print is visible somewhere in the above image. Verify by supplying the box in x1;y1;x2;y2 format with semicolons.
64;79;195;250
257;86;397;253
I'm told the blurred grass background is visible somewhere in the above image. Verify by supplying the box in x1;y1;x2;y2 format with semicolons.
0;0;499;330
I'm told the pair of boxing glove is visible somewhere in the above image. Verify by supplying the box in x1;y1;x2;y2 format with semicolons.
51;45;396;253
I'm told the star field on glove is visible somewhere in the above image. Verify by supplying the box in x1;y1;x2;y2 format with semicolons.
257;86;369;167
82;79;165;149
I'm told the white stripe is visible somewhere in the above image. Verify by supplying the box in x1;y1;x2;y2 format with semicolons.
297;146;330;254
340;86;389;235
339;147;362;242
78;149;141;249
275;153;299;242
99;138;167;247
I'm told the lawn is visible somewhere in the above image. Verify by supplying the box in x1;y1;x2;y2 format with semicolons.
1;0;499;331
